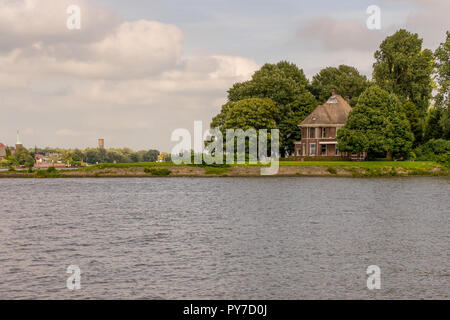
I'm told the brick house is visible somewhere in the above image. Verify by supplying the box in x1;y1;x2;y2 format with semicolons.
294;89;366;161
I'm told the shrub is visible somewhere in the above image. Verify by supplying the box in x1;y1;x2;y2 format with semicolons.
327;167;337;174
204;166;230;175
144;168;171;176
35;168;60;178
364;167;383;177
408;152;417;161
415;139;450;160
437;151;450;169
388;167;398;176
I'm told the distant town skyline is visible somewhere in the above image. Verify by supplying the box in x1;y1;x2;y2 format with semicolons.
0;0;448;150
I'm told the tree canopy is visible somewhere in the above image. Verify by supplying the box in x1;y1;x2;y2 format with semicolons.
14;146;35;167
337;86;414;159
212;61;316;156
309;65;368;107
212;98;278;131
373;29;434;113
434;31;450;139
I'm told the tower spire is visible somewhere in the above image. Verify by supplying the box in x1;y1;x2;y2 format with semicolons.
16;130;22;145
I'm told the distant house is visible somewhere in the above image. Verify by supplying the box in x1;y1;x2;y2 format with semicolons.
294;89;366;161
0;143;6;160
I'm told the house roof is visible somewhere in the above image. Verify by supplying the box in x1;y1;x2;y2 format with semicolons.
300;92;352;127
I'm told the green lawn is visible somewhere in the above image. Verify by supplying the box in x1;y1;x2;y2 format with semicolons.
81;162;176;170
82;160;439;170
276;160;438;169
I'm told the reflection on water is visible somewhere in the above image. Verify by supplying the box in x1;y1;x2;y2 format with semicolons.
0;177;449;299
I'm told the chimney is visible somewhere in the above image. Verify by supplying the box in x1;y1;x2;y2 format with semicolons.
331;88;336;96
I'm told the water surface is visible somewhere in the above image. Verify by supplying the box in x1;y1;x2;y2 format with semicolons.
0;177;448;299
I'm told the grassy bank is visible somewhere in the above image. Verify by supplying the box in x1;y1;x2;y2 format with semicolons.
0;161;447;178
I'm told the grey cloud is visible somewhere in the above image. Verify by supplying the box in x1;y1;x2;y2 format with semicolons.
298;16;386;52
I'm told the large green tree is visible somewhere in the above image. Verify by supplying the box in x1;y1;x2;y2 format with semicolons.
402;101;423;147
212;98;278;131
14;146;35;167
309;65;368;106
373;29;434;113
213;61;316;156
337;86;414;159
434;31;450;139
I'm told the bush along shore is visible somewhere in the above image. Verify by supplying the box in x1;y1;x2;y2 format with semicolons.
0;161;448;178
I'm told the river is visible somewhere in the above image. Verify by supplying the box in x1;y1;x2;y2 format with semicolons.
0;177;448;299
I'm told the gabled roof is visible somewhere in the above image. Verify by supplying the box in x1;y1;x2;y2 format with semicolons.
300;92;352;127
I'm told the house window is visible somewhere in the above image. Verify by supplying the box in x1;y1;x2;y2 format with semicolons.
310;143;316;156
322;127;326;138
321;144;327;156
335;146;339;156
302;143;306;156
309;127;315;138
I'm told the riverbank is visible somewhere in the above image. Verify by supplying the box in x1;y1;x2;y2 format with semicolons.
0;161;448;178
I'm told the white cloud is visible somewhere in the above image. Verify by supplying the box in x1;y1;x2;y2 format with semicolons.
0;0;259;150
0;0;122;51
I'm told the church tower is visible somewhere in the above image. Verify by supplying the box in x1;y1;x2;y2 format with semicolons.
15;130;23;149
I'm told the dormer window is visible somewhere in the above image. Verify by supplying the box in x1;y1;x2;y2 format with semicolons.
327;97;338;104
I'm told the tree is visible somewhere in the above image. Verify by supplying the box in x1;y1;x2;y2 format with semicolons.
373;29;434;113
14;146;35;167
309;65;368;106
402;101;423;146
423;107;444;141
143;150;160;162
337;86;414;159
434;31;450;139
216;98;278;131
213;61;316;156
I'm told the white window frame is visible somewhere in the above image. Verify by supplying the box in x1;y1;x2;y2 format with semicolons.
310;143;316;156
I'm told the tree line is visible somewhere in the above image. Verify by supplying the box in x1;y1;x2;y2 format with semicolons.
0;147;163;167
210;29;450;162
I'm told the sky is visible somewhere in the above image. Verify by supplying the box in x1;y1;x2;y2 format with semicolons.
0;0;448;151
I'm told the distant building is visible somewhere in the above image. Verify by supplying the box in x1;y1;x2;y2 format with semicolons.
98;138;104;149
0;142;6;160
294;89;366;161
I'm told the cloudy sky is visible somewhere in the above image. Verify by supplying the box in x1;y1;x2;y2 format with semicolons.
0;0;448;151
